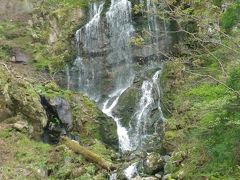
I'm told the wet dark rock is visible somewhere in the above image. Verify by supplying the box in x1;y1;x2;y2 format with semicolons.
132;45;155;60
113;86;140;128
97;111;119;150
40;96;71;144
49;97;73;130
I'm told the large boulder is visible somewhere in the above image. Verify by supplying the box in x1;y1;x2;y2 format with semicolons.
0;66;48;138
113;86;140;128
143;152;164;175
49;97;73;130
68;93;118;150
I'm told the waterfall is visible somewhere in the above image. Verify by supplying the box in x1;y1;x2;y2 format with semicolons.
68;0;166;151
68;0;168;178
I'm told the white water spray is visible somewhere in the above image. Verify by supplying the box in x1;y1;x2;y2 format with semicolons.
102;89;132;152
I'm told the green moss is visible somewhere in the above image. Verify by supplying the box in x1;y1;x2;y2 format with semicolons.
34;82;71;98
116;87;139;127
90;140;113;162
165;131;179;141
212;0;223;6
187;84;228;102
0;45;12;60
43;0;91;9
0;128;12;138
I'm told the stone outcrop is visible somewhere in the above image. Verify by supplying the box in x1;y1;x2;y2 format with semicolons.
49;97;73;130
143;152;164;175
0;65;48;138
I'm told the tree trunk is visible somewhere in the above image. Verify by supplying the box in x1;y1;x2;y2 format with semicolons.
61;136;116;171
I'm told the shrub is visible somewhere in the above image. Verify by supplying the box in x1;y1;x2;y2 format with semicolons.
227;65;240;91
220;2;240;31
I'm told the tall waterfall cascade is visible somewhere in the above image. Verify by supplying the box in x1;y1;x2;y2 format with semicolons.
67;1;170;177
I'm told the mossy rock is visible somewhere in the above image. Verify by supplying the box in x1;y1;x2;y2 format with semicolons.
0;66;48;138
113;86;140;128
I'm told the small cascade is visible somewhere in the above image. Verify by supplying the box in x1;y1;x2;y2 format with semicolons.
71;1;105;101
124;163;138;179
124;70;163;179
129;70;163;149
76;2;104;52
147;0;160;50
145;0;169;58
102;89;132;152
153;70;164;116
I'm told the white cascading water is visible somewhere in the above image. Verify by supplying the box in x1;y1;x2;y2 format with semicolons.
123;70;163;180
130;70;163;149
68;0;167;179
72;2;104;102
124;163;138;179
153;70;164;116
76;2;104;52
102;0;135;152
147;0;160;52
102;89;132;151
106;0;135;89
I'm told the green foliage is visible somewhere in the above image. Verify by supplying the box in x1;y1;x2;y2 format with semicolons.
0;21;27;39
34;82;71;98
0;130;51;178
188;84;228;102
132;3;144;14
90;140;113;161
44;0;91;9
130;35;145;46
227;65;240;91
0;45;12;60
212;0;223;6
220;2;240;31
161;38;240;178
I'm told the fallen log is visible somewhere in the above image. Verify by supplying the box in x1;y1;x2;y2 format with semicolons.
61;136;116;171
